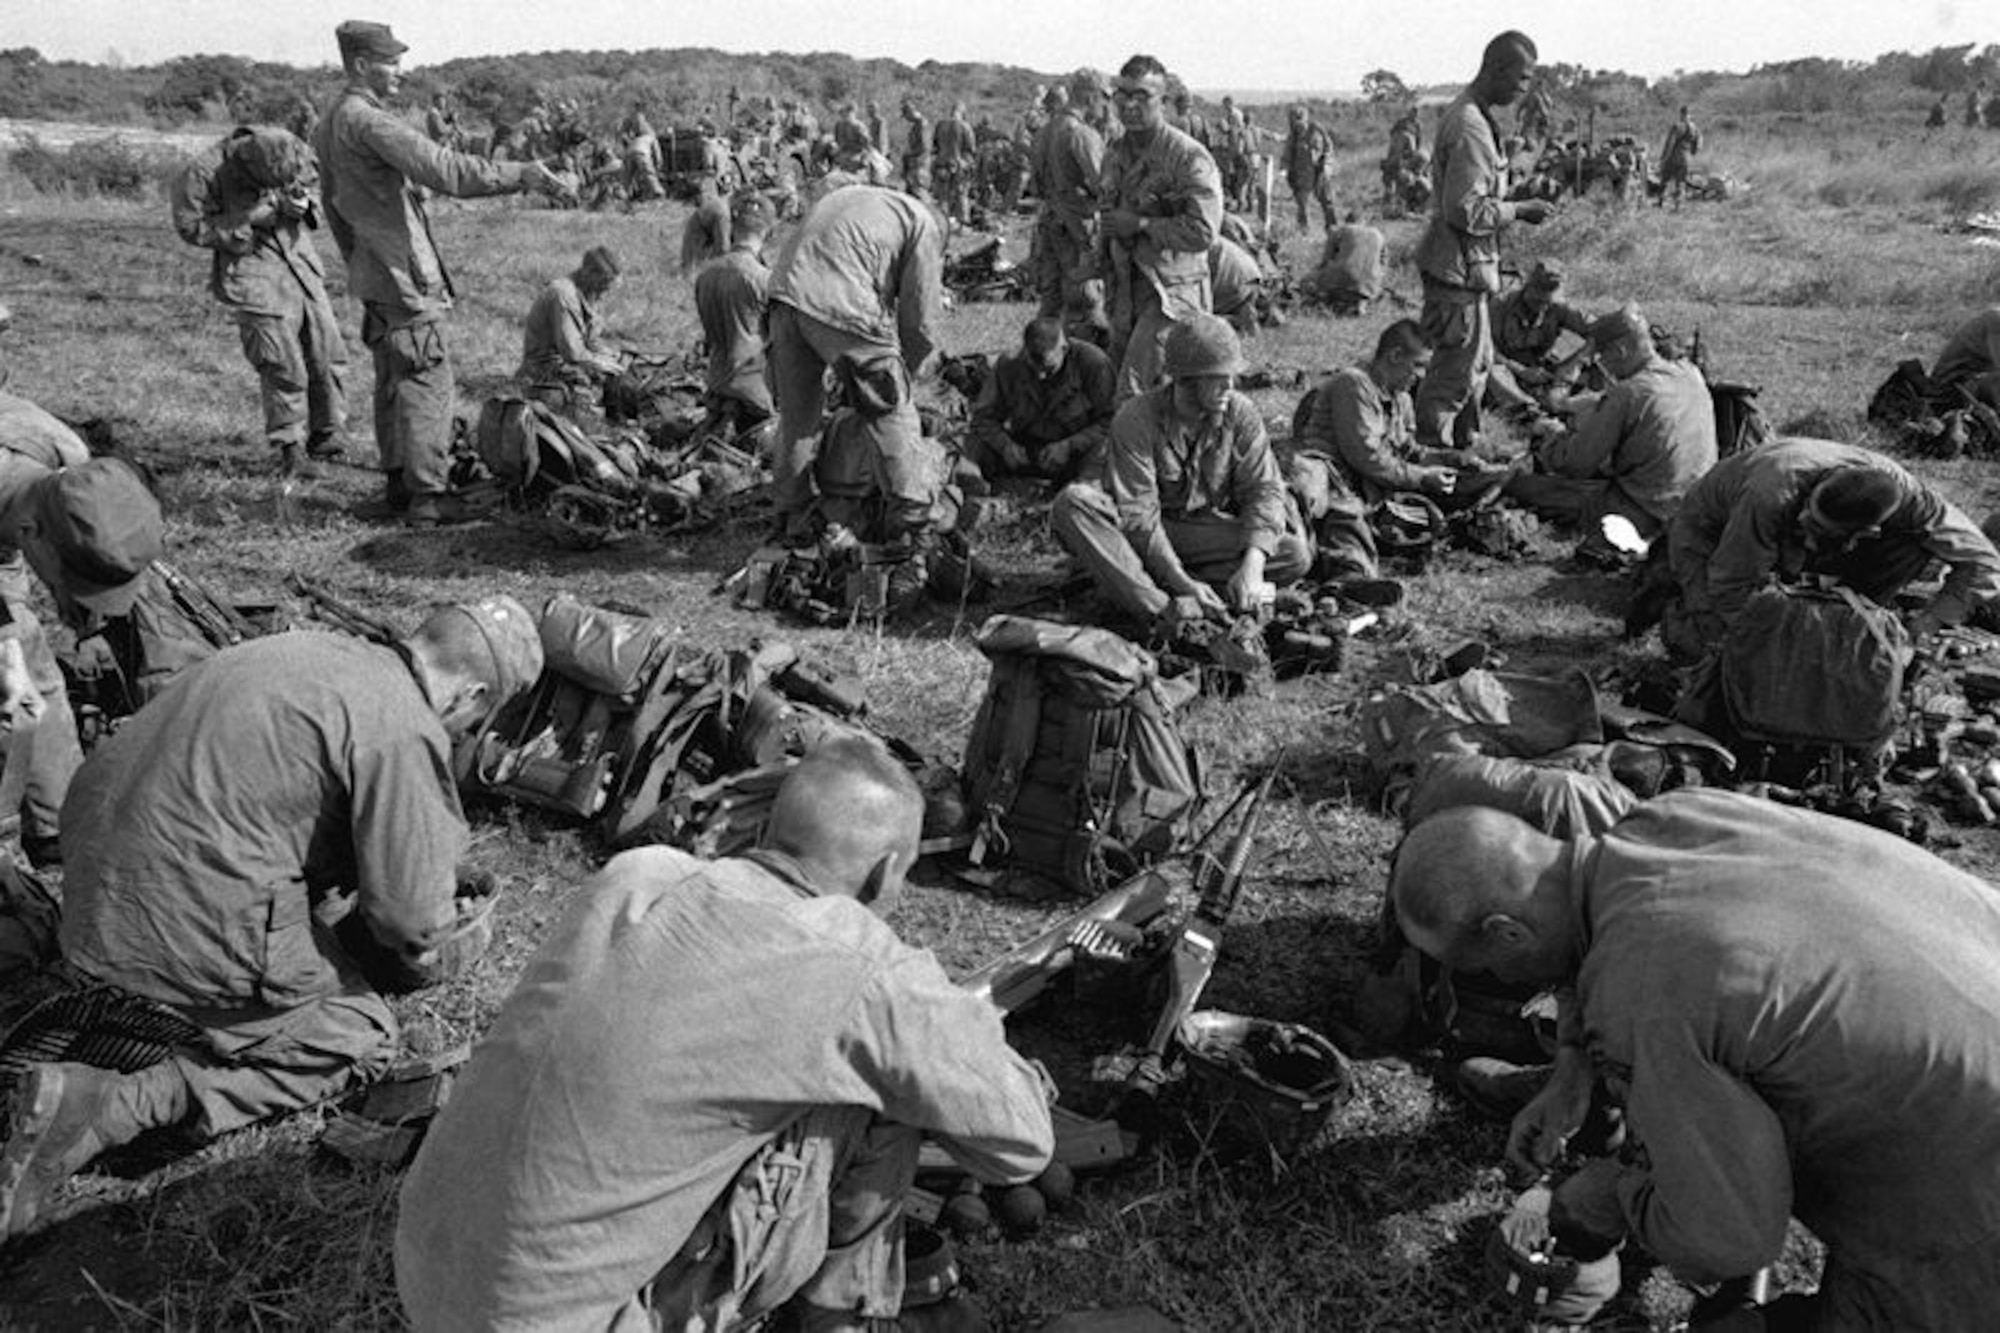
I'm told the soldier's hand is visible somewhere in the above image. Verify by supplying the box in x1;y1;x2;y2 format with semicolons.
1514;198;1557;225
0;638;46;734
1185;581;1229;617
1422;466;1459;496
1103;208;1145;242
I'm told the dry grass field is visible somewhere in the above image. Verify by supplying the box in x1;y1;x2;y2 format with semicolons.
2;110;2000;1331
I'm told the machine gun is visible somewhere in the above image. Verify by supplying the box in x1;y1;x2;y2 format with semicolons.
1116;757;1283;1131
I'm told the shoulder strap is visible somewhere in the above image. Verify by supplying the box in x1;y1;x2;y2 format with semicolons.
969;658;1042;865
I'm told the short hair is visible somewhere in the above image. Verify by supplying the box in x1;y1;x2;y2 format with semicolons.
764;735;924;871
1119;54;1169;83
1374;318;1431;362
1483;31;1539;70
1809;467;1902;531
579;246;620;281
1023;316;1067;353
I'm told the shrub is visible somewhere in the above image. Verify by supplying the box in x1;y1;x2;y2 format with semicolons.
5;132;179;199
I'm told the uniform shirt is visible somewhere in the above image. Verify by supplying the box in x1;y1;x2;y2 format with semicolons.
971;340;1116;451
316;84;524;313
1282;120;1331;187
932;115;974;167
680;193;732;274
1207;238;1264;321
1540;355;1716;523
517;276;615;387
1033;109;1105;227
901;113;932;170
1301;366;1450;505
1414;91;1519;293
1491;289;1590;366
59;633;465;1012
395;846;1054;1333
694;245;773;413
1105;386;1287;560
1313;224;1385;301
169;130;331;317
1669;436;2000;628
1098;124;1223;320
1570;789;2000;1283
832;113;872;162
1931;305;2000;388
769;186;942;368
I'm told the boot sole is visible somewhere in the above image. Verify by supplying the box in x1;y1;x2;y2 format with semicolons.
0;1065;66;1240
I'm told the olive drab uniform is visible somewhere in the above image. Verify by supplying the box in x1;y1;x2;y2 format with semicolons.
1096;126;1223;399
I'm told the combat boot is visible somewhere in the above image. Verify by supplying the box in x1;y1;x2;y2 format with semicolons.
0;1059;191;1240
403;493;484;528
276;443;323;481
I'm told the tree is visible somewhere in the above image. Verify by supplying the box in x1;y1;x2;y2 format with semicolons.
1360;69;1408;104
0;47;45;119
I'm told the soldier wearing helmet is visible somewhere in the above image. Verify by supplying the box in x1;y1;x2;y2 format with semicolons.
0;595;546;1241
1052;312;1311;633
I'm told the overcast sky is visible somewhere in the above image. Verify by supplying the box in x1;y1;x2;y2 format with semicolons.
15;0;1993;92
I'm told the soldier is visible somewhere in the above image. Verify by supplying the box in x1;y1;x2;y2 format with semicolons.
0;437;161;867
932;102;976;223
1281;105;1337;233
865;99;889;156
1380;106;1427;216
422;91;459;148
619;101;662;200
1031;83;1105;328
170;126;349;479
516;246;625;415
1504;305;1717;557
315;20;571;526
1484;258;1591;411
395;739;1053;1332
832;102;872;170
1297;319;1480;509
1929;304;2000;410
1051;314;1310;632
1207;236;1266;337
0;596;544;1241
1169;89;1209;147
1412;32;1557;450
765;185;942;542
964;316;1117;485
1657;106;1701;210
694;193;776;439
1097;54;1223;400
899;99;932;199
679;172;732;277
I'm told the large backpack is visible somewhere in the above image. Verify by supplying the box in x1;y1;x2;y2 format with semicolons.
960;616;1203;896
1719;583;1907;757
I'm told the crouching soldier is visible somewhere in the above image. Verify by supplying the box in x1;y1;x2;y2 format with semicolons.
1052;314;1311;635
0;597;545;1240
516;246;627;417
962;317;1116;486
396;739;1054;1331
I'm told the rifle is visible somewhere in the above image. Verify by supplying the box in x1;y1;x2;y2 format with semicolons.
1117;755;1283;1129
285;573;402;646
957;865;1180;1014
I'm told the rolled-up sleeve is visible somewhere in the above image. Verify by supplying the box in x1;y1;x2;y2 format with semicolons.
1439;110;1514;244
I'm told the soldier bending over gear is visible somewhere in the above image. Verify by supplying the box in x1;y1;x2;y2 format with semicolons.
1052;313;1310;634
0;597;544;1240
694;192;776;441
516;246;626;415
1393;792;2000;1333
395;738;1054;1331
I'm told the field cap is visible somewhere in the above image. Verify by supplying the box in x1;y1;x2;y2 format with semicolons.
447;595;544;704
1526;259;1564;290
32;458;164;616
336;20;408;62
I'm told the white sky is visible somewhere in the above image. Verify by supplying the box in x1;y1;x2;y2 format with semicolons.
14;0;1994;92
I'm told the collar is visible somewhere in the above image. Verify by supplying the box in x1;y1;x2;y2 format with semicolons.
344;82;382;109
742;847;838;900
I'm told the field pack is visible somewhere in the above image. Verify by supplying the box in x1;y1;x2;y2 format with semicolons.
455;594;872;844
1357;667;1605;805
960;616;1203;896
1719;583;1908;760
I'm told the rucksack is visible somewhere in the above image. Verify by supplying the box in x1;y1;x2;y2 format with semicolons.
1719;583;1907;754
456;594;868;843
1708;379;1769;459
1357;667;1605;807
961;616;1203;896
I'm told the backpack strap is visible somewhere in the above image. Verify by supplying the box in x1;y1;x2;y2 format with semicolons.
969;658;1041;865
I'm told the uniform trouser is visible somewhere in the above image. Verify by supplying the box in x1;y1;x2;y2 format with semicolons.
767;304;918;521
1033;213;1096;322
168;980;398;1138
1503;474;1664;545
234;280;348;451
934;164;968;219
1290;174;1337;231
1413;280;1492;449
1110;285;1178;403
1287;453;1380;579
960;421;1106;487
360;304;455;498
814;406;943;543
0;591;83;843
627;1106;918;1331
1051;482;1313;620
901;159;931;199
